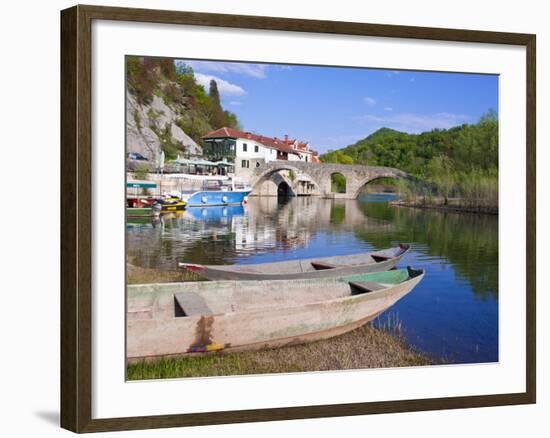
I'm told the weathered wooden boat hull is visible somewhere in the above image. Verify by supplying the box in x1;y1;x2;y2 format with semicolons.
127;267;424;362
179;244;410;281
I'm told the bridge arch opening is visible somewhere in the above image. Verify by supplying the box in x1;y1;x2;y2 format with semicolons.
330;172;347;194
252;165;321;197
277;181;292;198
358;176;399;195
353;173;415;200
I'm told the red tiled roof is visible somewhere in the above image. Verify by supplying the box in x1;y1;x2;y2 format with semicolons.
203;127;303;155
202;127;245;140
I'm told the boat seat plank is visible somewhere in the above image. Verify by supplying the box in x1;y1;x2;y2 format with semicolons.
311;261;337;270
372;254;391;263
174;292;214;316
348;281;386;294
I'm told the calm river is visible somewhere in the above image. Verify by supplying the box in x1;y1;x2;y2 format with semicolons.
127;194;498;364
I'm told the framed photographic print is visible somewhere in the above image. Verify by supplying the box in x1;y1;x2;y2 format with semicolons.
60;4;536;433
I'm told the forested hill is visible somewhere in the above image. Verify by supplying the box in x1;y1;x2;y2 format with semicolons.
320;111;498;176
126;57;240;160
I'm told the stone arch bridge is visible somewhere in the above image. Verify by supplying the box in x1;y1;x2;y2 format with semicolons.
250;161;412;199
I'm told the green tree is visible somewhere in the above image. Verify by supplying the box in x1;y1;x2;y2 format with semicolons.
224;110;240;129
126;57;241;148
126;56;158;104
208;80;225;129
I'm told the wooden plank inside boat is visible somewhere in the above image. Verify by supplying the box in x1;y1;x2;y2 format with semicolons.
175;293;214;316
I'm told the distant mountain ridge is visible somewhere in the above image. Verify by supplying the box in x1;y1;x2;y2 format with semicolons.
320;111;498;175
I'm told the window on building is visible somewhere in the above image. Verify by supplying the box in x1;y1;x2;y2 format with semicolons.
254;145;259;153
243;143;248;152
241;159;250;168
255;161;260;168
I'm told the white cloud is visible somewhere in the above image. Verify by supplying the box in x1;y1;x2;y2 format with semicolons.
384;107;393;112
364;97;377;106
354;112;471;133
180;60;268;78
229;101;243;106
194;73;246;97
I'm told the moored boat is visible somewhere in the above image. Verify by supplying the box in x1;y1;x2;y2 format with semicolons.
159;195;186;211
179;244;410;280
126;197;161;217
127;267;425;361
180;177;252;207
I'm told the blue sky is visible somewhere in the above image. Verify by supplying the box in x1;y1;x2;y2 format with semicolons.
176;59;498;154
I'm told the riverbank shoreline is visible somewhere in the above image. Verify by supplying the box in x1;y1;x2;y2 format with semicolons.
391;199;498;215
126;263;433;379
127;261;201;284
127;323;432;380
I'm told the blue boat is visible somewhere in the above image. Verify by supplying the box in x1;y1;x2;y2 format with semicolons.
180;178;252;207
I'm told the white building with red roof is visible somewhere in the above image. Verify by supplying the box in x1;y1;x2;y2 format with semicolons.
202;127;319;173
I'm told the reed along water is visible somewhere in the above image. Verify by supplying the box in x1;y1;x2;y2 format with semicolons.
127;194;498;365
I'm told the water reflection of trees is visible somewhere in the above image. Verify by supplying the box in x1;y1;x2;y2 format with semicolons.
356;201;498;300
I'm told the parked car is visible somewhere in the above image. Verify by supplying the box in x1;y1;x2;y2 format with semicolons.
127;152;148;161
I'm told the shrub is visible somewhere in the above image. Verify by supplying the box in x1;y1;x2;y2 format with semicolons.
134;163;149;180
146;108;158;120
132;109;142;132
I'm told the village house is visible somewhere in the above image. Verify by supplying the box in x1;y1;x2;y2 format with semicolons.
201;127;320;173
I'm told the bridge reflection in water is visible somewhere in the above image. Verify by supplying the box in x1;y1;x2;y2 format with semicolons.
127;194;498;364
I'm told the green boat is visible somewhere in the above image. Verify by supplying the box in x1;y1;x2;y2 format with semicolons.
127;207;160;217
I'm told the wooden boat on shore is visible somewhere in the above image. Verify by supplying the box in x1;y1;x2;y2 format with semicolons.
178;244;410;281
127;267;424;361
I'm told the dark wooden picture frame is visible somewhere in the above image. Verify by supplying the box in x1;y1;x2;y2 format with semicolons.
60;4;536;433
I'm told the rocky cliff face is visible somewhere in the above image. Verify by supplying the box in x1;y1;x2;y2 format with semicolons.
126;92;202;160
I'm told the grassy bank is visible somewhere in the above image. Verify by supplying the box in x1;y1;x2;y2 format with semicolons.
395;167;498;214
127;323;431;380
127;262;202;284
391;198;498;215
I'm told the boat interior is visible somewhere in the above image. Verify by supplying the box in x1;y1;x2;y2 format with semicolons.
127;267;422;320
208;245;410;274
